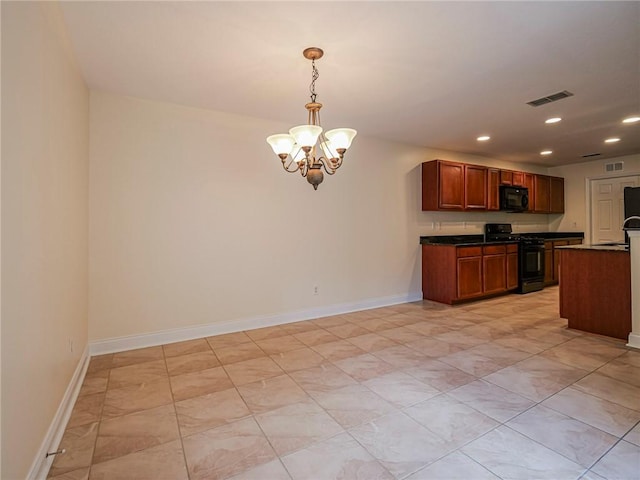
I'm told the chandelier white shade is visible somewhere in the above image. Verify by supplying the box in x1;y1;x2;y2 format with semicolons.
266;47;357;190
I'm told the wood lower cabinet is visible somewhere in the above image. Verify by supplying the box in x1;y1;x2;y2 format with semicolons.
507;244;519;290
483;251;507;294
544;241;554;284
423;243;514;304
545;238;583;286
560;248;631;339
457;255;483;299
552;240;569;282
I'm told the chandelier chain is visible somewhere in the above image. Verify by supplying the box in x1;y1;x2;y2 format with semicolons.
309;59;319;103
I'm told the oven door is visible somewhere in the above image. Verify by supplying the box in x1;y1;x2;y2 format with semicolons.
520;243;545;279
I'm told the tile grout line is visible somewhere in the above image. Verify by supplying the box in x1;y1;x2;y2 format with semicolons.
160;344;194;480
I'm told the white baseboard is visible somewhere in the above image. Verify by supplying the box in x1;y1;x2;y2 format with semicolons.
90;292;424;355
27;345;90;480
627;332;640;350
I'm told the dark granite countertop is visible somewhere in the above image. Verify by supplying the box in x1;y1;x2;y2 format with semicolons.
420;232;584;246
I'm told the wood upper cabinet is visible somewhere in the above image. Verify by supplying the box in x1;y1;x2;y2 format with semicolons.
422;160;464;210
422;160;487;211
523;173;535;212
512;171;525;187
439;162;465;209
549;176;565;213
500;170;513;185
487;168;500;211
464;165;488;210
534;175;551;213
422;160;563;214
500;170;524;186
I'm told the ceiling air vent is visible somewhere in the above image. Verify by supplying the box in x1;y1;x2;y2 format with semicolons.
526;90;574;107
605;161;624;173
582;153;601;158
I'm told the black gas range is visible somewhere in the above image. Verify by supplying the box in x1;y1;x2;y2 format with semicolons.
485;223;545;294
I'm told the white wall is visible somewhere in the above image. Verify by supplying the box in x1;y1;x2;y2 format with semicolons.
1;3;89;478
89;92;551;343
548;154;640;241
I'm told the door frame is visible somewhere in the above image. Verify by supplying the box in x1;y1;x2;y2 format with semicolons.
586;172;640;245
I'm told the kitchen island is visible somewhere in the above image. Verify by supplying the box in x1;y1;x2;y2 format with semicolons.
558;244;631;339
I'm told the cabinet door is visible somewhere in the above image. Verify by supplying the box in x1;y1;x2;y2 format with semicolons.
552;240;569;282
483;254;506;294
438;162;464;209
465;165;488;210
544;242;554;284
524;173;535;212
512;171;525;187
500;170;513;185
457;256;483;299
534;175;551;213
487;168;500;211
507;252;519;290
549;176;565;213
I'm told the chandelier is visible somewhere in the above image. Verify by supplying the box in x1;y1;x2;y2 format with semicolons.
266;47;357;190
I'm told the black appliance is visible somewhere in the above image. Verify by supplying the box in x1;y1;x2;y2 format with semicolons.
500;185;529;212
624;186;640;230
485;223;545;294
623;186;640;244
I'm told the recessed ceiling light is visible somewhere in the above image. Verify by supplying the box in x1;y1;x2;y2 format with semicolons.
477;135;490;141
540;150;553;155
604;137;620;143
622;116;640;124
545;117;562;124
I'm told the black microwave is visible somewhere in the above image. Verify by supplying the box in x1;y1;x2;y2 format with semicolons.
500;185;529;212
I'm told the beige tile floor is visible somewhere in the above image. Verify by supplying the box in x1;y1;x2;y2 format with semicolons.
48;287;640;480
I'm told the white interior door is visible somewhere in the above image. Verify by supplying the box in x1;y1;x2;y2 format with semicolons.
591;175;640;244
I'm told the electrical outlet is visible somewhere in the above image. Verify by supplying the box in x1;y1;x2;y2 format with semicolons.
313;285;319;295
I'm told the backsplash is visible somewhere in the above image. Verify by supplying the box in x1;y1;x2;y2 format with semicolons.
418;211;551;235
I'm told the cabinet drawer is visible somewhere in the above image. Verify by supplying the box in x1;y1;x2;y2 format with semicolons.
506;243;518;253
483;245;506;255
568;239;583;245
457;246;482;257
544;241;554;250
553;240;569;247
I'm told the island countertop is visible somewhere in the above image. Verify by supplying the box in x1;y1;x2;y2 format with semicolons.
556;243;629;252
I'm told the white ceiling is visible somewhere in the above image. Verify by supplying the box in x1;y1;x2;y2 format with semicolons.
59;1;640;167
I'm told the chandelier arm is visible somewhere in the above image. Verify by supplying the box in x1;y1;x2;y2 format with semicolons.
317;157;338;175
282;159;301;173
299;160;309;178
